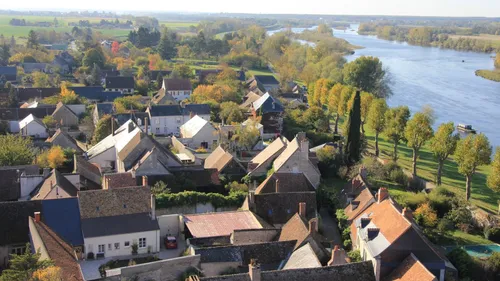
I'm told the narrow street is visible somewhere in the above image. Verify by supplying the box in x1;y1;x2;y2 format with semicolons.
319;208;343;247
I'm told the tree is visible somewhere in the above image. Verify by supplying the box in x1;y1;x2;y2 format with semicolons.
220;102;244;124
170;64;192;79
82;48;105;68
151;181;170;195
32;72;51;87
367;99;388;157
156;72;163;90
455;133;492;201
0;44;10;65
405;111;434;176
496;53;500;69
32;266;62;281
111;41;120;55
360;92;374;134
0;134;34;166
42;116;57;128
0;243;53;281
344;90;361;163
36;146;66;169
414;203;438;228
26;30;39;49
342;56;391;98
232;121;260;151
157;28;176;60
327;84;343;134
92;115;117;145
487;147;500;196
88;64;101;86
429;122;459;185
384;106;410;161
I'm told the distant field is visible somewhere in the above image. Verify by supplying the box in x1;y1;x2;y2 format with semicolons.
449;34;500;49
0;14;197;40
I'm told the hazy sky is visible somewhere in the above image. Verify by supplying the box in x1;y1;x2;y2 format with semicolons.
3;0;500;17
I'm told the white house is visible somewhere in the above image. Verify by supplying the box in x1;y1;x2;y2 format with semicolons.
162;78;192;102
78;186;160;259
19;114;48;138
179;115;218;149
147;104;211;136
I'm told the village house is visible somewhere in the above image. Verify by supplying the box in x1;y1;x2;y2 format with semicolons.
105;76;135;93
250;75;280;93
350;188;453;281
0;201;42;269
147;104;211;136
78;185;160;259
113;112;150;131
0;66;17;81
240;91;263;110
247;137;288;177
0;107;54;133
30;169;79;200
250;93;285;134
22;63;51;74
102;172;138;189
74;155;102;190
179;115;218;149
159;78;193;102
204;146;246;178
28;212;85;281
51;102;79;127
19;113;48;138
46;128;84;153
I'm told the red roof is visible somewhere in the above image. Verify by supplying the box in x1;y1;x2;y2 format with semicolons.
183;211;264;238
384;253;437;281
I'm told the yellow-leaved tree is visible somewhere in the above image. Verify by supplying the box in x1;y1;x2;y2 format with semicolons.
37;146;66;169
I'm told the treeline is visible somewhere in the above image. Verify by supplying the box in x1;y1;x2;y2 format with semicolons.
359;23;498;53
69;19;133;29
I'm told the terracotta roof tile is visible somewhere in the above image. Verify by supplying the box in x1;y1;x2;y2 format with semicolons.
204;146;234;172
344;187;375;221
103;172;137;189
248;138;286;172
384;253;437;281
30;218;84;281
183;211;265;238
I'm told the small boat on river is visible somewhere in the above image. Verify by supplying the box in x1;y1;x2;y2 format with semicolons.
457;124;477;134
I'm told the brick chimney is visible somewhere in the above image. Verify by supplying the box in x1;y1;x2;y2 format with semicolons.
34;211;41;223
377;188;388;203
298;202;306;217
275;179;280;193
249;260;261;281
150;194;156;220
144;117;148;135
328;245;348;266
142;176;148;187
308;218;318;234
103;177;110;190
402;207;413;221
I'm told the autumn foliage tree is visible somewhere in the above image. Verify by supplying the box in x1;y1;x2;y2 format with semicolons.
111;41;120;55
37;146;66;169
191;84;236;104
487;147;500;199
455;133;492;201
414;203;438;228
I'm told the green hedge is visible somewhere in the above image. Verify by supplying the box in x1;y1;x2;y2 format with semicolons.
156;191;247;209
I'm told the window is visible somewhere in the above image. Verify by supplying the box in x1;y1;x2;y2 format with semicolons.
114;243;120;250
98;244;105;253
176;118;181;124
139;238;146;248
10;246;25;255
124;241;130;247
108;244;112;251
155;119;160;125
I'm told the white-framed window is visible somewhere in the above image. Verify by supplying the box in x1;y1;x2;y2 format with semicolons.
108;244;112;251
10;246;25;255
114;243;120;250
124;241;130;247
139;238;146;248
155;119;160;125
98;244;105;253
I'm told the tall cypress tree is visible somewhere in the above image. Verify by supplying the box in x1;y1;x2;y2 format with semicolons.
344;90;362;163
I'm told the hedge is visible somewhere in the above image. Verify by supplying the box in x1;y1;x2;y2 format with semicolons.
156;191;247;209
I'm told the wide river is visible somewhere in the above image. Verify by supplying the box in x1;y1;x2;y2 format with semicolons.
270;25;500;147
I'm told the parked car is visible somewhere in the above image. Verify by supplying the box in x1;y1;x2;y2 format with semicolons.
164;236;177;249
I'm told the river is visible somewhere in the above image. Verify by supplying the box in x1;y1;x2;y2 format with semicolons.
269;25;500;147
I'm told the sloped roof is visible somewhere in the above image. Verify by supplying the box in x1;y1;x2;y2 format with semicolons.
0;107;56;121
180;115;211;138
204;146;234;172
163;78;192;91
31;169;78;200
184;211;265;238
0;66;17;75
81;212;159;237
384;253;437;281
0;169;20;201
105;76;135;89
95;103;114;115
0;201;42;245
253;192;317;225
30;218;84;281
254;75;279;85
283;243;321;270
148;104;210;117
252;93;284;113
103;172;137;189
46;129;84;153
53;102;78;118
78;186;151;219
113;112;150;127
41;198;84;246
255;173;314;194
19;113;46;129
240;92;262;109
249;137;287;170
74;155;101;184
344;187;375;221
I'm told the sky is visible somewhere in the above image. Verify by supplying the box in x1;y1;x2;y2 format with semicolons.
2;0;500;17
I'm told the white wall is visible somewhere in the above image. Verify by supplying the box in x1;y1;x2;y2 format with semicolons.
157;215;181;238
150;114;210;136
89;147;116;171
20;122;48;138
180;124;218;149
84;229;160;259
20;175;44;198
166;90;192;102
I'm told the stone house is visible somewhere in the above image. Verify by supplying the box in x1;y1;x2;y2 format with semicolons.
247;137;288;177
46;129;84;153
105;76;135;93
160;78;192;102
51;102;79;127
19;114;48;138
250;93;284;134
179;115;218;149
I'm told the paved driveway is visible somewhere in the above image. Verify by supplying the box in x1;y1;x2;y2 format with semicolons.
319;208;342;247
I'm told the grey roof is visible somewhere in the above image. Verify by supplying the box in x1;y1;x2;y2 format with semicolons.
105;76;135;89
113;112;150;127
0;66;17;75
254;75;279;85
283;243;321;270
96;103;114;115
252;93;284;113
0;201;42;245
356;214;391;257
23;63;48;73
148;104;210;117
81;212;159;238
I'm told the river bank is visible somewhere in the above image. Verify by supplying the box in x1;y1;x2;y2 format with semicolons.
475;69;500;82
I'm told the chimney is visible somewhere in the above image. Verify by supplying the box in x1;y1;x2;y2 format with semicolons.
299;202;306;217
402;207;413;221
328;245;348;266
151;194;156;220
144;117;148;135
34;211;41;223
42;168;50;177
142;176;148;187
275;179;280;193
248;191;255;205
377;188;388;203
308;218;318;234
249;260;261;281
111;117;115;136
103;177;109;190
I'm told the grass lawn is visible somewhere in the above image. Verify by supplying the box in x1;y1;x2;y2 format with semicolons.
159;21;197;28
363;128;498;214
433;230;492;246
246;68;277;78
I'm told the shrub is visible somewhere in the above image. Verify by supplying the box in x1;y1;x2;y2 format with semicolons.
401;192;427;210
447;248;473;278
485;227;500;243
225;181;248;192
343;239;352;250
446;203;473;227
156;191;247;209
131;243;138;255
347;250;361;262
428;189;452;218
383;161;400;177
485;252;500;279
437;218;455;233
389;169;408;186
414;203;438;228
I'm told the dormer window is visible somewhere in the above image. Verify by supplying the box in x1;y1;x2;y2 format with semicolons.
367;228;380;240
96;206;100;211
123;204;127;208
